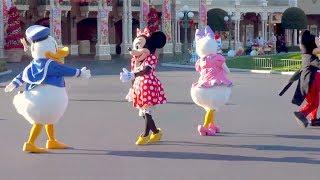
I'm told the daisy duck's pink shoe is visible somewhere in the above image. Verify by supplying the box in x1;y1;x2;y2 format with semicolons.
209;123;221;133
198;125;216;136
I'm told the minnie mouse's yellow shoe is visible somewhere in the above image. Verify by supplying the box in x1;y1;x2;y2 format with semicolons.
149;128;163;143
135;134;151;145
46;140;69;149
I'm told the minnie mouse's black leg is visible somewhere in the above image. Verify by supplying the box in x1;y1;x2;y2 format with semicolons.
145;113;159;134
143;114;151;137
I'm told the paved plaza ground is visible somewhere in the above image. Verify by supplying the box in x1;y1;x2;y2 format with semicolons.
0;57;319;180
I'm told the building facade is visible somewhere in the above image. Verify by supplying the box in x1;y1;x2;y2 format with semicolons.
0;0;319;60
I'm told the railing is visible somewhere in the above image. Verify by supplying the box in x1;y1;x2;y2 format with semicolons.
253;57;301;71
278;59;302;72
253;57;272;70
37;0;71;5
117;0;140;6
13;0;28;5
80;0;112;6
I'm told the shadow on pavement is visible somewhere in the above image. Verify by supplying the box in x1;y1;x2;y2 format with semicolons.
221;132;320;140
105;150;320;164
46;139;320;165
70;98;195;105
152;140;320;152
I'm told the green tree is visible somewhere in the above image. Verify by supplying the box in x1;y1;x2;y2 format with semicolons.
207;8;227;31
281;7;307;47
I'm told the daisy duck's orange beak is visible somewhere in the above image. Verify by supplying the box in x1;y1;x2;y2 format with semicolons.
45;47;69;64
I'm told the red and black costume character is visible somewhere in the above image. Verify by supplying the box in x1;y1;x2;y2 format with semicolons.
120;28;167;145
280;30;320;127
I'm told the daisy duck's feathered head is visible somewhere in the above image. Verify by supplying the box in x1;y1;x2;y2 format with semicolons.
194;26;218;58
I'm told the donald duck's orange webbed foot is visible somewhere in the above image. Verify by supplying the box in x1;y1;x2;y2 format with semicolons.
46;140;69;149
23;142;48;153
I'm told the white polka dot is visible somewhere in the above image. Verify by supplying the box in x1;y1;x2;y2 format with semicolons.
160;91;164;95
143;92;147;96
148;96;151;100
153;99;157;102
144;80;148;83
143;86;147;90
151;92;155;96
152;56;156;59
150;86;154;90
159;97;162;101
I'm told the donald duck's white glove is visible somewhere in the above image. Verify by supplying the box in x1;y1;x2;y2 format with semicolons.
120;68;135;83
80;67;91;79
4;82;16;93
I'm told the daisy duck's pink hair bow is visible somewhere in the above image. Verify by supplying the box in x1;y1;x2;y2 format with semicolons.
137;28;151;37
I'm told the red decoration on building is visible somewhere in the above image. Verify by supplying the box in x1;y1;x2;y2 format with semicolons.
4;6;23;50
147;7;160;33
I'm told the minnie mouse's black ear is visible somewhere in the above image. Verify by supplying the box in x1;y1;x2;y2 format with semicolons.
149;31;166;49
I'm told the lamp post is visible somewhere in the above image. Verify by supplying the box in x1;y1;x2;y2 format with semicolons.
177;5;194;64
224;11;235;51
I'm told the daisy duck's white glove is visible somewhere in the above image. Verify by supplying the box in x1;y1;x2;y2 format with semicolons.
120;68;135;83
80;67;91;79
4;82;16;93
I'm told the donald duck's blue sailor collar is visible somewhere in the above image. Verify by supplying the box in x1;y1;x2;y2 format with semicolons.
22;58;53;85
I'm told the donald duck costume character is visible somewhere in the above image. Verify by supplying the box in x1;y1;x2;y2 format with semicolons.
4;25;91;153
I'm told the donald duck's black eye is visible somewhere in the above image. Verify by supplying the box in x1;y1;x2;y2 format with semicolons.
136;45;139;49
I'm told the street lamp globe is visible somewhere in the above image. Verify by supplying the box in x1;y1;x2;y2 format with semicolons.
182;5;189;12
224;16;229;22
187;11;194;18
178;12;184;19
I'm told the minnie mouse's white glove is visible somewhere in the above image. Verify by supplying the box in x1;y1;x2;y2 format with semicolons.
80;67;91;79
120;68;135;83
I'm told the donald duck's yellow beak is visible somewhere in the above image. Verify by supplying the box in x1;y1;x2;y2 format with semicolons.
45;47;69;64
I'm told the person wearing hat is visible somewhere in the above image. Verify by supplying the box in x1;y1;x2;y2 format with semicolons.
4;25;91;153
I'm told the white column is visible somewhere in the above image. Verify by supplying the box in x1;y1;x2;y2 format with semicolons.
234;11;241;49
128;0;132;44
260;12;268;42
162;0;173;54
293;29;298;46
96;1;111;60
50;0;62;46
139;0;149;29
121;0;130;55
199;0;207;29
0;0;4;58
289;0;298;7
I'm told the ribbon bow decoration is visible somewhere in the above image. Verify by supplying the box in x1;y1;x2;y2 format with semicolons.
137;28;151;37
195;25;215;42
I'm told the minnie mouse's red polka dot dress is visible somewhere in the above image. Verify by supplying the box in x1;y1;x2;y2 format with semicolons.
129;54;167;108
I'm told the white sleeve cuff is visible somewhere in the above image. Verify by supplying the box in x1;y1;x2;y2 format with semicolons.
13;79;23;86
74;69;80;77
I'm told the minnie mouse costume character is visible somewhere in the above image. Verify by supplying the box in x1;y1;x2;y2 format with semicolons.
120;28;167;145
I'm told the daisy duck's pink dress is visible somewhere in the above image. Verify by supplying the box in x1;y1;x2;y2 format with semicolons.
191;54;232;111
193;54;232;88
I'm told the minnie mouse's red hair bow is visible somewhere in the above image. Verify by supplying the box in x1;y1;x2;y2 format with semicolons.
137;28;151;37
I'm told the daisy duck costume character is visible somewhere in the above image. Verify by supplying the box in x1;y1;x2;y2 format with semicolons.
191;26;232;136
120;28;167;145
4;25;91;153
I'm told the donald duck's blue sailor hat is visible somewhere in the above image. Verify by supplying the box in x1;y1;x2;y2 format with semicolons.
26;25;50;43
